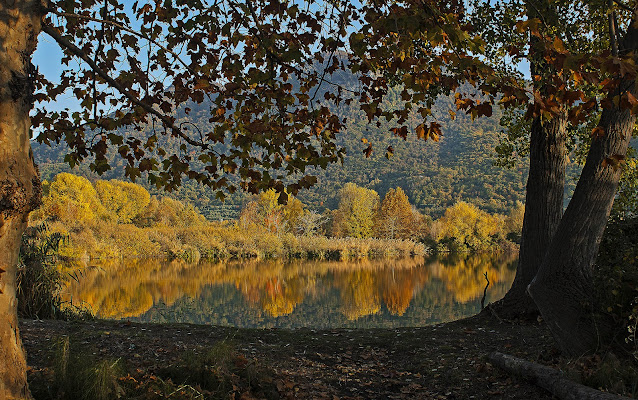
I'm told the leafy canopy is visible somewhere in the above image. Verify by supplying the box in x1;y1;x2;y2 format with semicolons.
34;0;638;202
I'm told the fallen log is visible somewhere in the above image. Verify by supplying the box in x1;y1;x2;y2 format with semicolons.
488;352;631;400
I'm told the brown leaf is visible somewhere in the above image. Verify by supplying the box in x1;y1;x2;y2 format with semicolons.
415;124;426;139
591;126;605;139
363;144;373;158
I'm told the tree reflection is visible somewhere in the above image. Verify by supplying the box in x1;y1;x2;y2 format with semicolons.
60;253;516;324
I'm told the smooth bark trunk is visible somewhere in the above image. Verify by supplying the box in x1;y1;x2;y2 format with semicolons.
0;2;43;399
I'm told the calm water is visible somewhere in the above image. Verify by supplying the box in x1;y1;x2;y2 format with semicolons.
60;253;517;329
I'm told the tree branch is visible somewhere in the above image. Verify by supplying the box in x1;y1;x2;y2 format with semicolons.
489;352;633;400
612;0;634;12
227;1;356;96
609;0;619;56
41;23;208;150
48;10;198;77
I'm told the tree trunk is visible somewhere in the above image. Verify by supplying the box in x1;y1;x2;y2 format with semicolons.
528;101;635;356
493;113;567;318
528;7;638;356
491;0;567;318
0;2;43;399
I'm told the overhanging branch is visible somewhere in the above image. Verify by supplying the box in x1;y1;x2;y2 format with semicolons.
41;23;209;150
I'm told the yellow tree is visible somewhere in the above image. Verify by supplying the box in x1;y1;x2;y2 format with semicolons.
239;189;306;234
332;183;379;238
375;187;417;239
36;173;105;224
436;201;503;252
504;201;525;243
95;179;151;223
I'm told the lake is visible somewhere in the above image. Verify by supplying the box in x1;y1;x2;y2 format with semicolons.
60;253;517;329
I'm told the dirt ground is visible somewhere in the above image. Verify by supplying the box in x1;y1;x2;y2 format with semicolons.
20;313;563;399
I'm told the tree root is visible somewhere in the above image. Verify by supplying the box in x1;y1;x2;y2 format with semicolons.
488;352;631;400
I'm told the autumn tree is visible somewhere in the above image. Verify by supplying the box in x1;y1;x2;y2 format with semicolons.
331;183;380;238
142;197;206;228
503;201;525;243
434;201;503;252
34;172;105;224
348;0;638;355
1;1;636;395
295;210;327;236
374;187;417;239
239;189;306;234
95;179;151;223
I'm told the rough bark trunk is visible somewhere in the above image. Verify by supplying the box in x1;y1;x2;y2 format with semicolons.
0;2;43;399
488;352;632;400
491;0;567;318
528;100;635;356
493;113;567;318
528;9;638;356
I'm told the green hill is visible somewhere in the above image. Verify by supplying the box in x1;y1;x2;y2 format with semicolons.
33;88;551;220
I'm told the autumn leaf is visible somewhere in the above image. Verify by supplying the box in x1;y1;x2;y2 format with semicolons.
602;154;625;170
415;124;426;139
363;143;373;158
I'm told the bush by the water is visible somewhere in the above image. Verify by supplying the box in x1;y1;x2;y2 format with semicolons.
17;224;91;320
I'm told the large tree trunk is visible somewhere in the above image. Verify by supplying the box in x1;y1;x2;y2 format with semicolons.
491;0;567;318
528;8;638;357
528;101;635;356
494;113;567;318
0;2;43;399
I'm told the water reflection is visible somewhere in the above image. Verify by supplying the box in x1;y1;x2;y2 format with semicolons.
60;253;517;328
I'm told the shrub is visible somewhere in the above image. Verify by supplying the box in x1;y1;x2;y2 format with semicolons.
17;224;92;320
595;217;638;358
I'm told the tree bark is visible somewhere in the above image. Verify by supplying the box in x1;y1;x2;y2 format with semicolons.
488;352;632;400
491;0;567;318
0;2;43;399
494;113;567;318
528;8;638;356
528;95;635;356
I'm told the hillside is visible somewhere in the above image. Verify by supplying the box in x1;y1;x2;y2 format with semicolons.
33;87;548;220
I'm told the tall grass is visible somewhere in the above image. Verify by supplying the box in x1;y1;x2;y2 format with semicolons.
17;224;92;320
38;218;429;262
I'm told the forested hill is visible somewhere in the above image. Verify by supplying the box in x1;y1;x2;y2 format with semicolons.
33;90;535;220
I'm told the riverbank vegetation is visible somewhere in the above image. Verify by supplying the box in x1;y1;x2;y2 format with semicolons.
29;173;524;262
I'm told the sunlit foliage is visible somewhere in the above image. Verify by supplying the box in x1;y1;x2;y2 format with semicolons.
613;152;638;220
35;173;105;224
239;190;306;235
504;201;525;244
95;179;150;223
331;183;380;238
433;201;504;252
375;187;418;239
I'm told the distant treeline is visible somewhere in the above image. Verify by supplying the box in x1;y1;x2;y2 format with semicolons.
31;173;523;261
